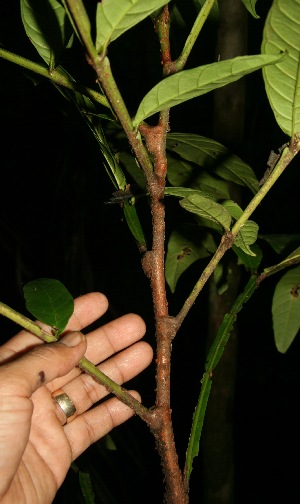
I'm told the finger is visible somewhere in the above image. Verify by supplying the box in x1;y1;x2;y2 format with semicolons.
0;332;87;398
65;292;108;331
50;341;153;423
0;292;108;363
64;390;141;460
48;313;146;392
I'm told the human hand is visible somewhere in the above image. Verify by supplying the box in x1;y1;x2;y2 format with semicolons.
0;292;152;504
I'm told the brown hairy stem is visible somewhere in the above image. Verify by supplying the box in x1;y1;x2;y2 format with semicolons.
140;114;188;503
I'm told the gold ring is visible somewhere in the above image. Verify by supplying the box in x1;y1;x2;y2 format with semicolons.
52;390;76;423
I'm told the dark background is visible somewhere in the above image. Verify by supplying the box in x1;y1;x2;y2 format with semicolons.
1;1;300;502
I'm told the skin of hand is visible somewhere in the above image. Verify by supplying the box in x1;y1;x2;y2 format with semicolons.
0;292;153;504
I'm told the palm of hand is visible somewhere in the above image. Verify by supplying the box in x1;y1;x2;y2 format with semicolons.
0;293;152;504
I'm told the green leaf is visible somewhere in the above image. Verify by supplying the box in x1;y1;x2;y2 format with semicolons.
133;53;284;127
165;228;214;292
185;275;257;486
241;0;259;19
261;0;300;136
180;194;232;230
222;200;243;220
166;134;259;194
184;371;212;486
234;220;259;256
222;201;260;258
167;156;230;199
194;216;223;233
72;91;127;191
272;265;300;353
23;279;74;334
96;0;170;53
164;186;214;200
78;471;95;504
123;201;147;251
233;243;263;271
21;0;73;68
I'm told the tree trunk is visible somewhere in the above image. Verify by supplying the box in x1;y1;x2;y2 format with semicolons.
202;1;247;503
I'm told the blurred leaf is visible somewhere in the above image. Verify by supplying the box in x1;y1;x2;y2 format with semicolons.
79;471;96;504
259;234;300;254
234;221;259;256
180;193;232;230
193;0;219;20
96;0;170;53
119;151;147;191
23;279;74;334
133;54;284;126
167;156;230;199
272;266;300;353
166;134;259;193
21;0;73;68
241;0;259;18
165;228;214;292
262;0;300;136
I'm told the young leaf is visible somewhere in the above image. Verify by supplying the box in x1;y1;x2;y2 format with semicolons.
262;0;300;136
96;0;170;53
23;278;74;334
233;243;263;271
167;156;230;199
21;0;73;68
234;220;259;256
222;200;243;220
272;265;300;353
241;0;259;19
133;53;284;127
165;229;214;292
180;194;232;230
166;134;259;193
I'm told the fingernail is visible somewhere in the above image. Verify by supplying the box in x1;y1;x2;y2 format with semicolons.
60;331;85;347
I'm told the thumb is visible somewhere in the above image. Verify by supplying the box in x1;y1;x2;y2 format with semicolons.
0;331;87;398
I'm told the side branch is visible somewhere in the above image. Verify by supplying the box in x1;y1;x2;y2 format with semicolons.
176;232;234;328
